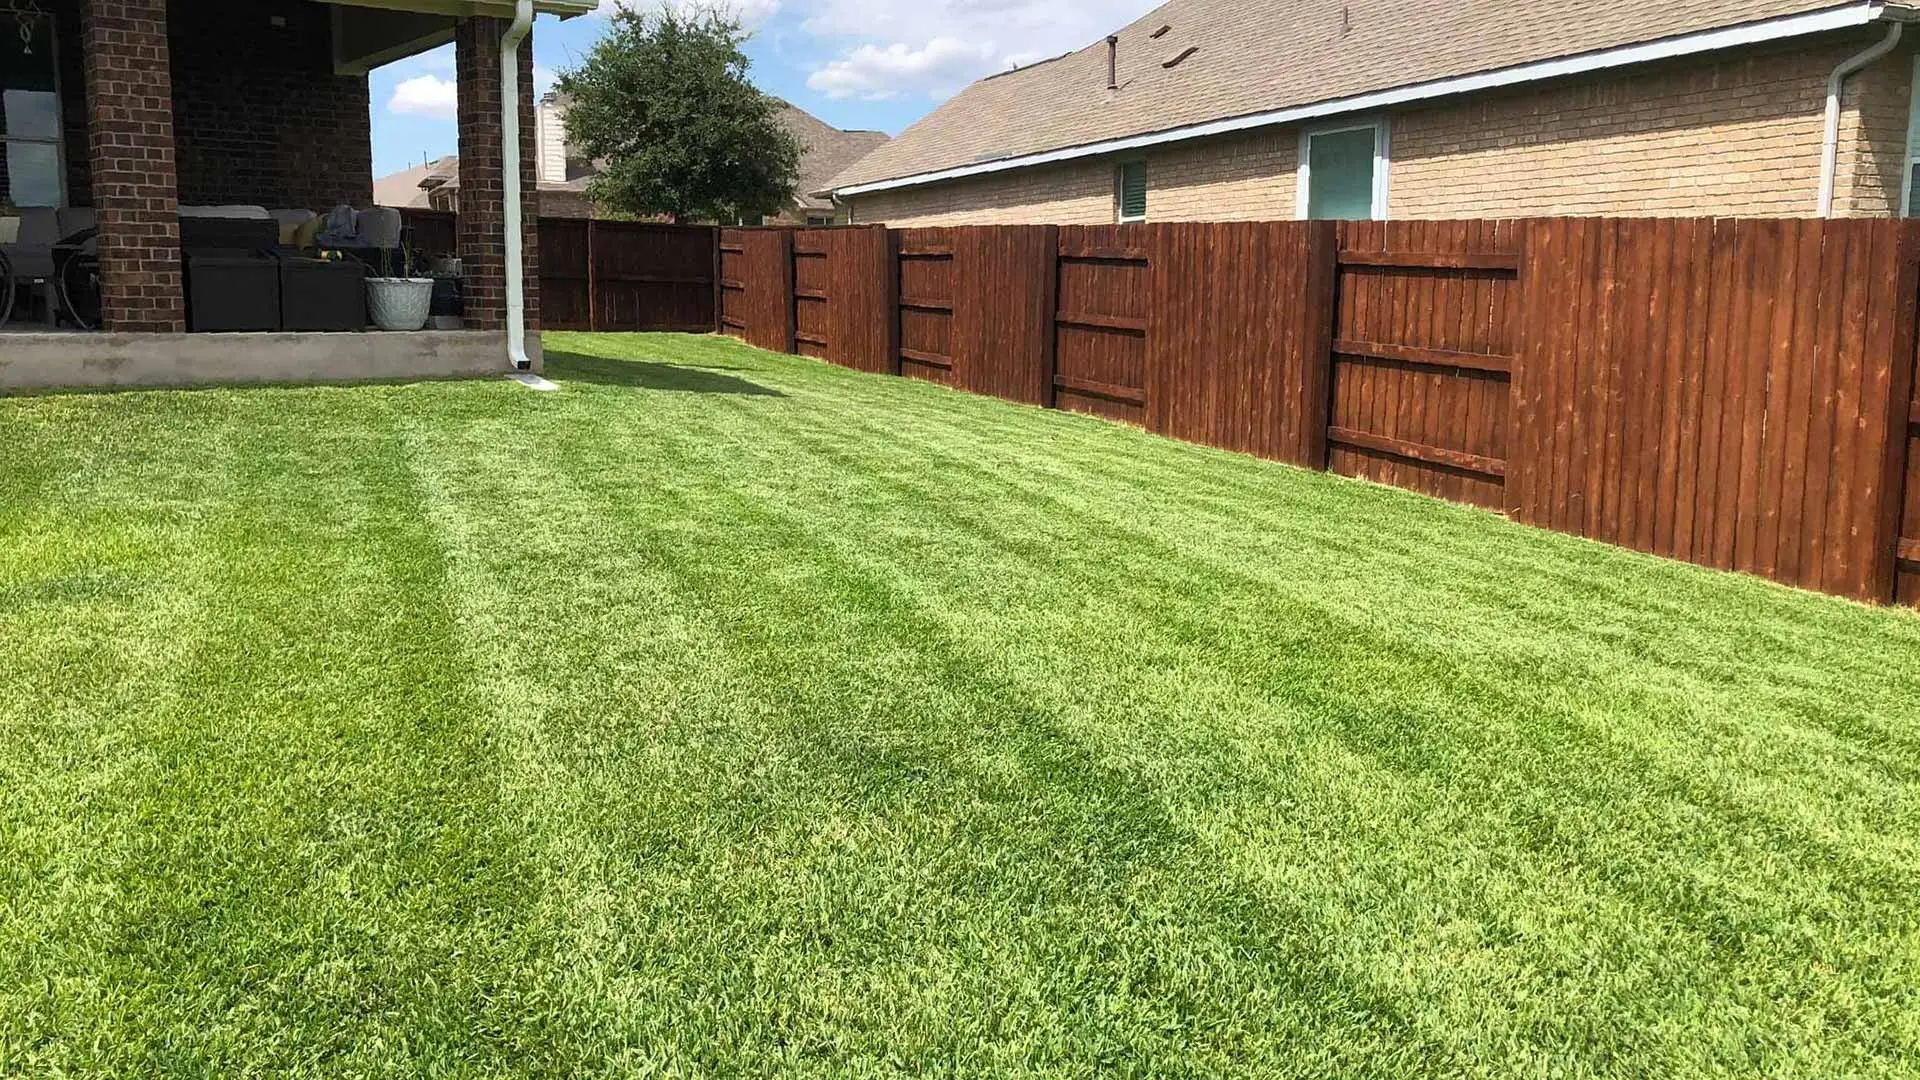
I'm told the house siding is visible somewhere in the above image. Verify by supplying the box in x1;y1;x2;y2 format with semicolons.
846;32;1917;225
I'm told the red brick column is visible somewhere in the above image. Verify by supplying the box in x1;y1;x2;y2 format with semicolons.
80;0;185;333
455;16;539;333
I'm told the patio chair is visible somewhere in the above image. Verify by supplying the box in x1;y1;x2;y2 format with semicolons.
0;208;60;328
0;247;13;329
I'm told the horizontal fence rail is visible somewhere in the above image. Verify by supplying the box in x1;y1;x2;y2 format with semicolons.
702;217;1920;607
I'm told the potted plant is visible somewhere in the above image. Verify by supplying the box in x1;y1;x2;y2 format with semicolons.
365;244;434;331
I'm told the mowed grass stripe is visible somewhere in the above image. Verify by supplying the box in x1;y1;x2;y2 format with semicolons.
0;332;1914;1077
0;391;552;1077
401;382;1466;1076
545;341;1913;1073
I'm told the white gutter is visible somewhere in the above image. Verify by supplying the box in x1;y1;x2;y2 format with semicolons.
1819;20;1904;215
502;0;534;371
833;2;1887;198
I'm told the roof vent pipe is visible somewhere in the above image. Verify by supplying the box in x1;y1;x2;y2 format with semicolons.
1107;35;1118;89
1818;20;1902;217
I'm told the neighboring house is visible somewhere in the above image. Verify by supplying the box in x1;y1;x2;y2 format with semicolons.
374;146;597;219
824;0;1920;225
443;94;887;223
774;101;890;225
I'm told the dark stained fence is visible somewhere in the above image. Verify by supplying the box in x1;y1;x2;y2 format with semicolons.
792;230;831;359
399;208;459;258
1329;220;1522;512
539;217;593;330
591;222;716;332
1518;217;1919;602
538;220;715;332
1901;320;1920;603
720;226;793;353
954;225;1058;406
895;229;955;385
1148;221;1329;463
1054;225;1148;422
717;218;1920;608
823;226;897;374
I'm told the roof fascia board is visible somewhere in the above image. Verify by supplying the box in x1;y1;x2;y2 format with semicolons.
834;2;1886;197
316;0;595;18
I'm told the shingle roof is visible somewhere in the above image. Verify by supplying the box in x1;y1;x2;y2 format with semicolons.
827;0;1881;191
777;102;890;210
373;155;457;209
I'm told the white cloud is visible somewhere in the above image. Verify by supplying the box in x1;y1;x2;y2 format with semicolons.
388;74;458;118
796;0;1160;103
806;37;994;100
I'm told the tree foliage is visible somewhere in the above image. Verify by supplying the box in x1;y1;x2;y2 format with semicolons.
556;7;801;223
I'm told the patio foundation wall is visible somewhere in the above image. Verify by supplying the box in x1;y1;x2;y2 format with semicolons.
0;331;543;391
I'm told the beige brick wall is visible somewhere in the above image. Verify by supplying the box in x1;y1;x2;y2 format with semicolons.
847;31;1915;226
1392;35;1906;218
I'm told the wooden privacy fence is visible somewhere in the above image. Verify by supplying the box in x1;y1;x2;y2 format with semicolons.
716;217;1920;607
540;220;716;332
395;211;717;332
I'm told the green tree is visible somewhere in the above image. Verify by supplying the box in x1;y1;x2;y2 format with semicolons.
556;6;801;223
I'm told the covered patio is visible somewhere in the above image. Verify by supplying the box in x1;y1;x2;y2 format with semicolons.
0;0;592;389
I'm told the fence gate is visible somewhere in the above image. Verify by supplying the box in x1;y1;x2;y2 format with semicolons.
1326;221;1521;512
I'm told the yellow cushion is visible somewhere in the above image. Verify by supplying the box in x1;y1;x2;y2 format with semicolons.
292;215;322;250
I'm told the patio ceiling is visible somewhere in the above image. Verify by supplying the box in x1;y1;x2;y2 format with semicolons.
320;0;596;75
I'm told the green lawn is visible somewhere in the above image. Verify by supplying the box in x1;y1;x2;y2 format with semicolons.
3;332;1918;1078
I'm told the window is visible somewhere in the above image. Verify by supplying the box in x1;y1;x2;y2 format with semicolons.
806;213;835;226
1298;120;1388;221
1115;161;1147;222
0;9;63;208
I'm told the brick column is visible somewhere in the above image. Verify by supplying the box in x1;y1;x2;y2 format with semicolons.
80;0;185;333
455;16;539;333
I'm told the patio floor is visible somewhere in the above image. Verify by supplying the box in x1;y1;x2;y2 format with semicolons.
2;332;1917;1077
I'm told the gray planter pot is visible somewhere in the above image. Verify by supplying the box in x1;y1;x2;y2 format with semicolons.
366;277;434;332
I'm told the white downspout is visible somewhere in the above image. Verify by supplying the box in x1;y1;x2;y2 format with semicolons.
1819;20;1903;217
501;0;535;370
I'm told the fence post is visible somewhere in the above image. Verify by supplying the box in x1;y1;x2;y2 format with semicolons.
1040;224;1060;408
1297;219;1339;470
882;225;902;375
585;218;598;332
778;228;797;354
711;225;723;335
1870;220;1920;601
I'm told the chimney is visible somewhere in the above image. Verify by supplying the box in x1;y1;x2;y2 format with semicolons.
1107;35;1119;89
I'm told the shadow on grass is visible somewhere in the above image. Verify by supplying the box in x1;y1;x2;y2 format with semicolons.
546;352;786;396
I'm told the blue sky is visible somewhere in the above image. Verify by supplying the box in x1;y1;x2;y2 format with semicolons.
369;0;1163;178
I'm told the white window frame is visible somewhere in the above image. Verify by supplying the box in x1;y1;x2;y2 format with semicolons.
0;10;68;208
1114;159;1147;223
1902;57;1920;217
1296;117;1390;221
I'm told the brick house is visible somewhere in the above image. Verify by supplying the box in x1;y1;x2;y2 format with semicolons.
825;0;1920;226
378;96;891;224
1;0;593;388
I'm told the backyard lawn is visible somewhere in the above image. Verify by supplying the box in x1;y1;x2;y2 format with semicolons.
4;331;1919;1077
